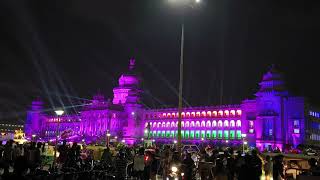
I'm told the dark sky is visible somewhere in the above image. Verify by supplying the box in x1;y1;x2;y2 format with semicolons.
0;0;319;124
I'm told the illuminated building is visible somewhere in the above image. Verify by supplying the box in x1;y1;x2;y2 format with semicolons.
25;60;319;150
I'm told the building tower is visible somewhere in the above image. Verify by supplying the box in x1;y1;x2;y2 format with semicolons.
112;58;143;144
25;98;44;138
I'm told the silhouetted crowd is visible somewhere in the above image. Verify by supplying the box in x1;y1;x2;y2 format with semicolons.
0;140;319;180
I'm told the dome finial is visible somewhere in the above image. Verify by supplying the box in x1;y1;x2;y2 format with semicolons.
129;57;135;70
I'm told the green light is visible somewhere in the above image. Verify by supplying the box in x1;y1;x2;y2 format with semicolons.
195;131;200;139
190;131;195;139
218;130;223;139
185;130;189;139
212;130;217;139
206;131;211;139
230;130;235;139
224;130;229;139
236;130;242;139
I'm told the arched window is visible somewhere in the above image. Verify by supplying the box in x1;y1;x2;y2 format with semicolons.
196;112;200;117
162;122;165;128
185;121;190;127
171;122;175;128
212;111;217;117
218;110;223;117
145;122;149;128
207;111;211;117
206;121;211;128
181;112;185;118
182;121;185;127
224;120;229;127
218;120;223;127
212;121;217;127
172;113;175;118
236;110;242;116
166;122;170;128
157;122;161;128
191;112;195;118
162;113;166;118
201;111;206;117
230;110;235;117
236;120;241;127
186;112;190;118
230;120;235;127
201;121;205;127
167;113;171;118
153;122;157;128
196;121;200;127
224;110;229;117
190;121;195;127
175;121;178;127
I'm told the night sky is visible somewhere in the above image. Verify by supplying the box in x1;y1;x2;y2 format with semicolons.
0;0;319;124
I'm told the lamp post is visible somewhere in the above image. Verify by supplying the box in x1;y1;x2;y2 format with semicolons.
241;133;247;153
53;109;64;169
168;0;201;156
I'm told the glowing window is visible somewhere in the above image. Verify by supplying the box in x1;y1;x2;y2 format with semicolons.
206;121;211;128
185;130;189;139
195;131;200;139
201;121;205;127
206;131;211;139
171;122;175;128
166;122;170;128
249;129;254;133
161;122;165;128
224;131;229;139
190;121;195;127
230;110;235;116
207;111;211;117
212;111;217;117
218;130;223;139
218;120;223;127
191;112;195;118
175;122;178;127
201;111;206;117
145;122;149;128
181;112;185;118
153;122;157;128
186;112;190;118
157;122;161;128
185;121;190;127
212;130;217;139
201;131;206;138
236;110;242;116
167;113;171;118
196;121;200;127
236;120;241;127
224;120;229;127
182;121;185;127
190;131;195;139
230;120;235;127
212;121;217;127
162;113;166;118
172;113;175;118
224;110;229;117
218;111;223;117
230;130;235;139
236;130;242;139
196;112;200;117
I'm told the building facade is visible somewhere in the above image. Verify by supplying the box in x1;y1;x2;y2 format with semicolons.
25;60;320;150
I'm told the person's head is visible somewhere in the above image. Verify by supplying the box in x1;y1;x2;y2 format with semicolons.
308;158;317;168
36;142;42;149
72;142;77;148
266;155;271;162
252;149;258;156
138;148;144;155
119;151;125;159
63;140;67;145
186;153;192;159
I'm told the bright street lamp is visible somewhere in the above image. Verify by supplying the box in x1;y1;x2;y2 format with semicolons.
54;110;64;116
